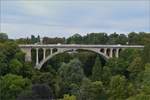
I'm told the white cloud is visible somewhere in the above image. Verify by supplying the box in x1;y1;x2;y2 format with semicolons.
1;0;149;38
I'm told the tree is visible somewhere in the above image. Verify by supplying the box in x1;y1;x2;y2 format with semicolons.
0;33;8;40
128;32;139;45
141;63;150;94
101;66;112;85
119;48;140;63
31;71;58;97
108;32;119;44
63;94;76;100
14;51;25;63
17;84;53;100
0;42;22;76
92;56;103;81
58;58;85;85
106;58;129;76
118;34;128;44
0;74;31;100
72;51;97;77
32;84;53;99
108;75;134;100
127;57;143;81
37;35;40;43
138;32;150;45
58;59;85;97
0;51;9;76
67;34;82;44
142;44;150;64
9;59;23;74
127;93;150;100
127;63;150;100
43;37;65;44
79;78;106;100
20;62;34;78
31;35;39;44
82;33;108;44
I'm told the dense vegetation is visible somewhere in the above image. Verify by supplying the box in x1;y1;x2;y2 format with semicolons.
0;32;150;100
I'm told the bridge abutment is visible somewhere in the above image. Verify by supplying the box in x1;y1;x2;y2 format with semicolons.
21;48;32;62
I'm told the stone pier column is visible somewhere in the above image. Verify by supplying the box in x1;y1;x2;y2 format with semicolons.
115;48;119;58
21;48;32;62
104;48;107;55
43;48;46;60
36;48;39;66
109;48;113;58
50;48;53;55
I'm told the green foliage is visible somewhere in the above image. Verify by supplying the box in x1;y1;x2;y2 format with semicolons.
47;52;72;70
142;44;150;64
128;32;150;45
0;42;23;76
63;94;76;100
0;51;9;76
73;51;97;77
108;75;134;100
58;58;85;85
58;59;85;97
0;74;31;100
92;56;103;81
127;57;144;80
101;66;112;85
127;94;150;100
106;58;129;76
20;62;34;78
43;37;65;44
108;32;128;44
31;35;39;43
119;48;141;63
14;51;25;63
140;63;150;95
67;33;82;44
1;32;150;99
16;38;32;44
9;59;23;74
17;84;53;100
79;78;106;100
0;33;8;40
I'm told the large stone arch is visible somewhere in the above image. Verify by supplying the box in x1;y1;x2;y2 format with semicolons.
35;48;109;69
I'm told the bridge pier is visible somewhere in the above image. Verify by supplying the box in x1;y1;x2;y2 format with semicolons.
36;48;39;66
109;48;113;58
115;48;119;58
104;48;107;55
50;48;53;55
43;48;46;60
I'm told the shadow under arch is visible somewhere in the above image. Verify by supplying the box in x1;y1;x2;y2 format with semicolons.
35;48;109;69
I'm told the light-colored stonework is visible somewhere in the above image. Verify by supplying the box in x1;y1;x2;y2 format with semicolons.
19;44;144;69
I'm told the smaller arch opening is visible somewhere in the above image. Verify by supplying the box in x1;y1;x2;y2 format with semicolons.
38;48;43;62
113;49;116;57
46;49;51;56
100;48;104;53
53;48;58;53
106;48;110;56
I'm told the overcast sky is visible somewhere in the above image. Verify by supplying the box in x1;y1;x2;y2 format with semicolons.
1;0;150;39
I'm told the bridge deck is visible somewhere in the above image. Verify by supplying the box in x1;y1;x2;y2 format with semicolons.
19;44;144;48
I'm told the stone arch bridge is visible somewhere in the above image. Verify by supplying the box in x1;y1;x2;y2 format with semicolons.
19;44;144;69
